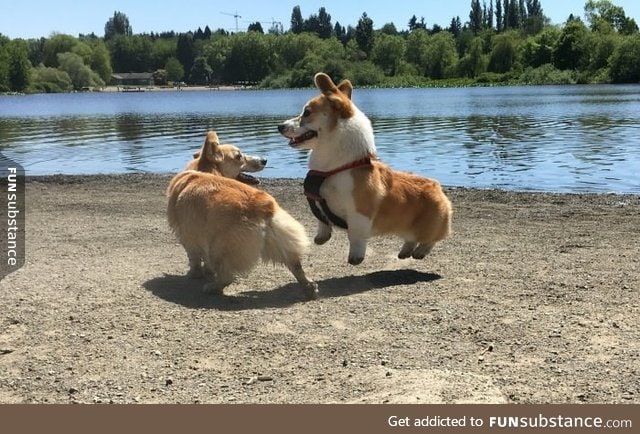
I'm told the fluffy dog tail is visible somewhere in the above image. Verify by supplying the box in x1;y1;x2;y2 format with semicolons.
262;208;310;266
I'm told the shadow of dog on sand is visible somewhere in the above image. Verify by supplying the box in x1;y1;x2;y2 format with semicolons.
142;269;441;311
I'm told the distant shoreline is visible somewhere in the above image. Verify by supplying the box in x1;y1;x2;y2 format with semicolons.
100;84;253;92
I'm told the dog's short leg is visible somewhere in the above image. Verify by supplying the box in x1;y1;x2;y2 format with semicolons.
314;221;332;245
347;214;372;265
186;250;205;278
202;275;234;295
202;263;234;295
286;261;319;300
398;241;417;259
412;242;435;259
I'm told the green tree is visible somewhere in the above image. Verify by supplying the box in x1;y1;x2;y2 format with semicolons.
521;27;560;68
273;32;322;69
151;38;176;71
448;16;463;37
7;39;32;91
423;32;458;79
202;36;230;83
585;0;639;34
189;56;212;84
57;52;104;89
153;69;167;85
586;30;621;72
88;40;112;83
609;34;640;82
469;0;483;34
223;32;273;83
317;7;333;39
0;36;9;92
165;57;184;82
42;34;77;67
380;23;399;36
458;37;487;77
26;37;46;67
176;33;195;80
290;6;304;34
408;15;427;31
371;33;406;75
109;35;154;72
496;0;504;32
355;13;374;56
489;32;518;73
105;11;132;40
406;28;429;69
247;22;264;33
334;22;347;44
553;19;589;70
505;0;520;29
524;0;546;34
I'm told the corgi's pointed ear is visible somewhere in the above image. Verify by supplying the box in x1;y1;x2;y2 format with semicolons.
337;79;353;100
200;131;220;162
314;72;338;95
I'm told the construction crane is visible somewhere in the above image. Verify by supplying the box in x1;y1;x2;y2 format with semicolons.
221;11;242;32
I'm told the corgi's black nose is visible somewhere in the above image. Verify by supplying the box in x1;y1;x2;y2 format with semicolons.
261;158;268;166
277;124;286;134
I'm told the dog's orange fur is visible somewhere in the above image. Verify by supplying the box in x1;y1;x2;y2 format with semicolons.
166;131;318;299
351;162;451;242
279;73;452;264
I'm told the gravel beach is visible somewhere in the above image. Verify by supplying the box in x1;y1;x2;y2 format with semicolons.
0;174;638;404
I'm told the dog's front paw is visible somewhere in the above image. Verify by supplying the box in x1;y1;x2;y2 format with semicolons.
302;281;319;300
202;281;225;295
187;267;205;279
348;255;364;265
314;223;332;245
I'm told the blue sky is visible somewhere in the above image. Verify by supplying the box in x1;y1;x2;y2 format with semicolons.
2;0;640;39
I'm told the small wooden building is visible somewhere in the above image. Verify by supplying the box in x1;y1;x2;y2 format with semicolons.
111;72;154;87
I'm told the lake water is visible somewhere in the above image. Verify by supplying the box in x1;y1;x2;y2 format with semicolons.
1;85;639;193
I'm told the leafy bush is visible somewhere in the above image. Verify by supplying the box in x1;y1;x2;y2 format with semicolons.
29;65;73;92
519;64;575;85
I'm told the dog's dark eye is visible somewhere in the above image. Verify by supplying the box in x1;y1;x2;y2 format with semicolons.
235;153;242;160
302;108;311;118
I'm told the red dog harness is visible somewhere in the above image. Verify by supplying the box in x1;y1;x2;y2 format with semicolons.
303;156;374;229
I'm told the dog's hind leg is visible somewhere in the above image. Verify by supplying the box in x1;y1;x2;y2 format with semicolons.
286;261;319;300
186;249;205;279
201;245;239;296
398;241;417;259
202;264;235;295
412;242;435;259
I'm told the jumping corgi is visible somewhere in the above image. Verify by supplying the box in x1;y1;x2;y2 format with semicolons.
167;131;318;299
278;73;452;265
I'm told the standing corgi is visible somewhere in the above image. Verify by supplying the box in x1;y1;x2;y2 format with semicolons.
278;73;452;265
167;131;318;299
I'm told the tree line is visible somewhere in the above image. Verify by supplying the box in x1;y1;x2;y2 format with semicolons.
1;0;639;93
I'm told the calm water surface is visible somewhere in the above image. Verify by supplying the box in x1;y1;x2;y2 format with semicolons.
1;85;639;193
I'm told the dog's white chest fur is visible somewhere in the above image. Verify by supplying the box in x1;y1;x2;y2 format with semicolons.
309;109;376;171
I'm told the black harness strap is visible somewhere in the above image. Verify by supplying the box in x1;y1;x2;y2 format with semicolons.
303;156;374;230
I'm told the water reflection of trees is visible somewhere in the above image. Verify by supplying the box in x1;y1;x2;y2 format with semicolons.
115;114;145;142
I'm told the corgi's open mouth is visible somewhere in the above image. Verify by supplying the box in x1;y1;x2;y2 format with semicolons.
236;173;260;185
289;130;318;147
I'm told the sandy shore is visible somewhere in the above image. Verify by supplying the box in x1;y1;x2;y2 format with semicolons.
0;174;638;403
